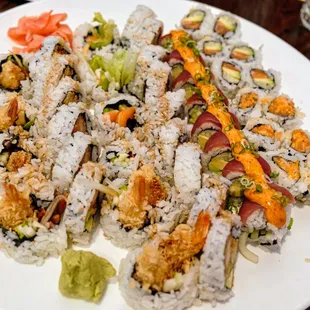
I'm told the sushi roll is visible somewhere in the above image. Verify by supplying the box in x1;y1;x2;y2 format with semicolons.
129;45;166;100
73;12;120;60
0;96;27;133
212;13;241;42
145;61;171;104
64;162;105;244
201;131;232;174
119;211;210;310
0;183;67;264
227;42;262;68
243;118;284;151
99;138;144;180
245;67;281;96
219;156;294;248
281;129;310;158
191;111;222;149
100;165;169;249
230;87;264;126
174;143;202;200
199;213;240;303
180;5;214;41
261;94;304;129
121;5;163;51
0;54;29;92
52;132;92;193
188;174;229;226
198;35;229;66
28;37;77;109
238;195;293;248
211;59;245;98
262;150;309;199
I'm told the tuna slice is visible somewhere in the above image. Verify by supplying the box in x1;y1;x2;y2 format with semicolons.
239;199;263;223
222;159;245;180
191;111;222;142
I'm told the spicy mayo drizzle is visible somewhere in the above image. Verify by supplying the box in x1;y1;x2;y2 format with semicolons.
170;30;286;228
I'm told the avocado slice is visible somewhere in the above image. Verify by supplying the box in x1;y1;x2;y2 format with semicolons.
182;10;205;30
250;69;275;90
214;15;237;36
171;64;184;81
231;46;254;61
222;62;241;84
183;83;197;100
203;41;222;56
226;197;243;214
197;130;216;150
208;151;232;173
188;105;205;124
103;107;115;114
228;178;244;197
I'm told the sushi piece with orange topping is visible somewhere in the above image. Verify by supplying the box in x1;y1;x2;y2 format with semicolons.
243;118;284;151
262;150;309;200
230;88;264;126
262;94;304;129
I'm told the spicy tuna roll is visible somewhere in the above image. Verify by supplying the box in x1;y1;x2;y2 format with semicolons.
119;211;210;310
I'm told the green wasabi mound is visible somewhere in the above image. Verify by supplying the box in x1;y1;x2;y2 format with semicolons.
59;249;116;303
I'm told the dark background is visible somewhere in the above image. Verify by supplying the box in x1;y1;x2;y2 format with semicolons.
0;0;309;309
1;0;310;59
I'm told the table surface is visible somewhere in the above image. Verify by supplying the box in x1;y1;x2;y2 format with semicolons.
1;0;310;59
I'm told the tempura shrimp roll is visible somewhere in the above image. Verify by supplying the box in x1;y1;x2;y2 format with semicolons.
119;211;210;310
0;183;67;264
100;165;169;249
64;162;105;244
0;54;29;92
28;37;77;109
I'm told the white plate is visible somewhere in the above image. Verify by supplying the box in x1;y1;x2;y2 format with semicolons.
1;0;310;309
